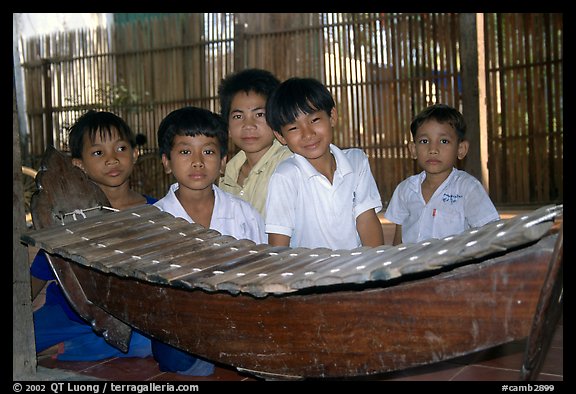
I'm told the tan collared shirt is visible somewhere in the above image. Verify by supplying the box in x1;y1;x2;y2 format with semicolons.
220;139;292;218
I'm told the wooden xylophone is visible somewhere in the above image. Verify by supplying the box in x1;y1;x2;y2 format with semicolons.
22;203;562;298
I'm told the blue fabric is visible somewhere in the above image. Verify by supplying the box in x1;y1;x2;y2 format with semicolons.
31;195;158;360
152;340;214;376
31;252;84;323
33;304;91;353
58;330;152;361
144;195;158;205
34;304;152;360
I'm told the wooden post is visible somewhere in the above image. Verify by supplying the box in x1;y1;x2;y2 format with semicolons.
459;13;489;190
233;14;247;72
41;59;54;148
13;62;37;379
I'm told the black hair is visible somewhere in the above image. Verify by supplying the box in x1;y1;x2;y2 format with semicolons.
410;104;467;140
157;106;228;159
135;133;147;146
68;110;136;159
265;77;335;134
218;68;280;124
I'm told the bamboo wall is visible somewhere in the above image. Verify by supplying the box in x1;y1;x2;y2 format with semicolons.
484;13;563;205
17;12;563;206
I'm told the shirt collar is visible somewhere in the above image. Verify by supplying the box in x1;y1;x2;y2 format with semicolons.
294;144;352;179
251;139;287;174
411;167;457;192
222;139;288;185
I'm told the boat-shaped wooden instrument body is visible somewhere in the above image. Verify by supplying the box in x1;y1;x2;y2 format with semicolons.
21;147;563;379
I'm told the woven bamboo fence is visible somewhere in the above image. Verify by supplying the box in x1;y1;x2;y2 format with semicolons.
17;12;562;206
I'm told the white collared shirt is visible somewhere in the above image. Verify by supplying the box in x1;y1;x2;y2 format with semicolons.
265;144;382;249
384;168;500;244
155;183;266;244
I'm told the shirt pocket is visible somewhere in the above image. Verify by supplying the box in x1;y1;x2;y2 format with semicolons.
432;207;465;240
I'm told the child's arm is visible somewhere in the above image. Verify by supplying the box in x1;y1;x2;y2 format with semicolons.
356;209;385;247
268;233;291;247
392;224;403;246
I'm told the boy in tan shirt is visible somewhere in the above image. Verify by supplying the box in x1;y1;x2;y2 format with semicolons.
218;68;292;218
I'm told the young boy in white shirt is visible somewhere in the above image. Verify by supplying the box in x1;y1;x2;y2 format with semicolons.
384;103;500;245
153;106;266;375
264;77;384;249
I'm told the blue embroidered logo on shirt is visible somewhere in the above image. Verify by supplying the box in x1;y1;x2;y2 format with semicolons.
442;193;462;204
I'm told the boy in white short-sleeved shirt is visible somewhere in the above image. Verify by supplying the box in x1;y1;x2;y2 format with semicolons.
154;106;265;244
153;106;265;376
265;77;384;249
384;104;500;245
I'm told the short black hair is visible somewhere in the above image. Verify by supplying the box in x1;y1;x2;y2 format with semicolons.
265;77;335;134
68;110;136;159
218;68;280;124
410;104;466;140
157;106;228;159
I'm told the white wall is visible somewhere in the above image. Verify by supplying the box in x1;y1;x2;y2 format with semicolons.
12;13;112;163
13;13;112;40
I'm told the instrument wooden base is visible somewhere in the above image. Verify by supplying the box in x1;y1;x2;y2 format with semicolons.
48;234;555;378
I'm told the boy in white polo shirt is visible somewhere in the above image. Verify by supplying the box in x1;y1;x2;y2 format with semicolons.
152;106;266;375
384;103;500;245
264;77;384;249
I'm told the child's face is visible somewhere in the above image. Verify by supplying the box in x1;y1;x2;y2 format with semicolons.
409;119;468;175
161;134;226;193
72;127;138;188
228;91;276;155
274;108;336;161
